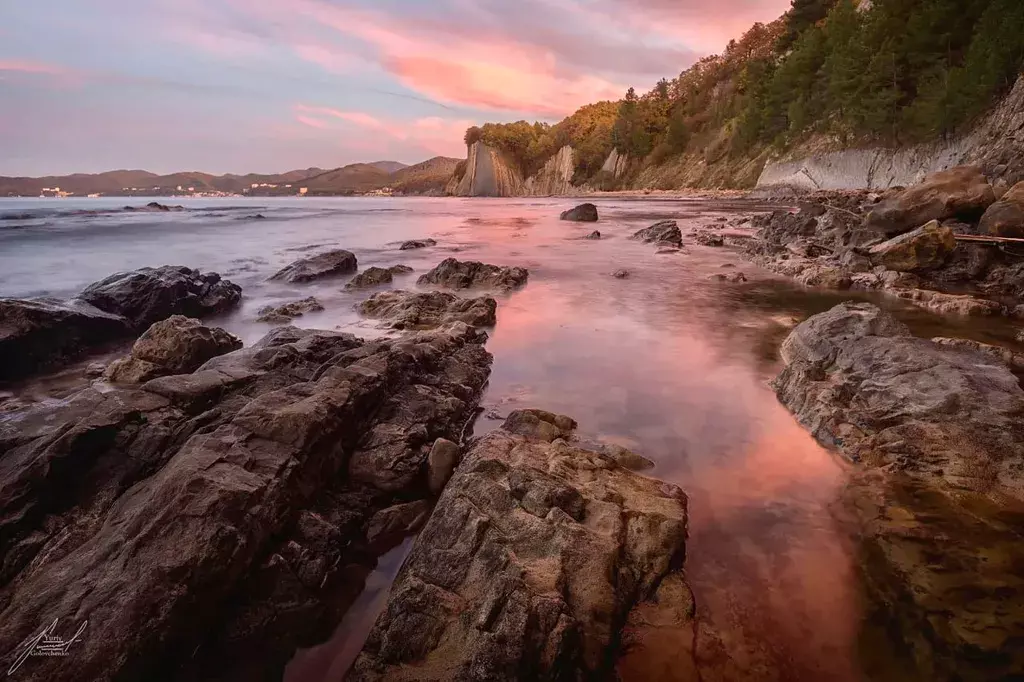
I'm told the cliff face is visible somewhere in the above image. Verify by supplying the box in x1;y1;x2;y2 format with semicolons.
447;142;525;197
524;145;575;195
757;75;1024;192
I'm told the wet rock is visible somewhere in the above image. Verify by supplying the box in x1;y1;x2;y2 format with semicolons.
979;181;1024;238
345;267;395;290
348;410;689;681
559;202;599;222
388;264;413;274
104;315;242;383
866;166;996;236
710;272;748;283
583;230;601;240
426;438;461;494
867;220;956;272
693;231;725;247
503;408;577;441
359;290;497;330
365;500;433;551
772;302;1024;491
269;249;358;283
124;201;183;212
888;288;1003;316
803;268;851;289
632;220;683;247
930;336;1024;371
256;296;324;323
0;298;130;381
79;265;242;331
399;239;437;250
603;443;655;471
613;269;631;279
417;258;528;292
0;322;492;682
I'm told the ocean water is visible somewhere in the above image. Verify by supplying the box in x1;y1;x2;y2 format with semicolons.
0;195;981;680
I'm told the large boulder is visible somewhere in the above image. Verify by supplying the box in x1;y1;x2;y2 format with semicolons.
632;220;683;246
358;290;497;329
104;315;242;383
417;258;528;292
269;250;357;283
78;265;241;330
0;298;130;381
978;181;1024;238
348;409;690;681
0;322;492;681
560;202;599;222
865;166;995;236
867;220;956;272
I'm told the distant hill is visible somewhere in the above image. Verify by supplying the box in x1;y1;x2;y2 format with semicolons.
300;163;392;195
391;157;462;195
367;161;408;174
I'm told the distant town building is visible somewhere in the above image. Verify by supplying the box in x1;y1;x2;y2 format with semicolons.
299;187;308;195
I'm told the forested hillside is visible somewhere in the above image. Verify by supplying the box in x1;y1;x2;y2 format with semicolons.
462;0;1024;190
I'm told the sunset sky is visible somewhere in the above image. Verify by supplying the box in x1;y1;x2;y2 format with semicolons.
1;0;790;175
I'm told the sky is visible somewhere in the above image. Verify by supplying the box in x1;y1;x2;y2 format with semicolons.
0;0;791;176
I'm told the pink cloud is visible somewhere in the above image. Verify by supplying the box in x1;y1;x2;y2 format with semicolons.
0;60;69;75
292;43;354;74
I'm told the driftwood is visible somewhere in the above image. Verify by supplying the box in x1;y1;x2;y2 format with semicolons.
954;234;1024;245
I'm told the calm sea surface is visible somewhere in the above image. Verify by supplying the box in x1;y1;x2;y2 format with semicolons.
1;195;1000;680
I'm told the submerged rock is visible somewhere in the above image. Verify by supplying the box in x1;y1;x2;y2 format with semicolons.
79;265;242;330
0;297;130;381
583;230;602;240
348;409;690;681
399;239;437;250
866;166;995;236
888;288;1004;316
104;315;242;383
358;290;497;330
269;249;357;283
417;258;528;292
0;322;492;681
632;220;683;247
710;272;748;283
560;202;599;222
256;296;324;323
867;220;956;272
613;268;630;279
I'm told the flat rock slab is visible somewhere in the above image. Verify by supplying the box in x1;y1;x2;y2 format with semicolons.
270;250;358;283
349;408;690;681
359;290;496;330
417;258;528;292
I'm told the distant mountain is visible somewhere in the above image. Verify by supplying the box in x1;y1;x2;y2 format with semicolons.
367;161;409;174
391;157;462;195
300;163;391;195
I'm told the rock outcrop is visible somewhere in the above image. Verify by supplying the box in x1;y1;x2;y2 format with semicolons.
0;298;129;380
348;409;690;681
865;166;995;235
525;146;576;195
0;322;492;681
447;142;525;197
79;265;242;330
400;239;437;250
979;181;1024;238
632;220;683;247
256;297;324;323
270;250;358;283
560;202;599;222
417;258;529;292
867;220;956;271
358;290;497;330
104;315;242;383
600;148;631;179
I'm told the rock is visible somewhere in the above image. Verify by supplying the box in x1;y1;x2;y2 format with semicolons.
104;315;242;383
604;443;655;471
78;265;241;330
930;337;1024;371
502;408;577;441
417;258;528;292
348;411;689;681
256;297;324;323
979;181;1024;238
365;500;433;551
388;264;413;274
888;288;1004;316
559;202;599;222
803;268;852;289
345;267;395;290
632;220;683;246
269;250;357;283
867;220;956;272
0;322;492;681
866;166;996;236
426;438;461;494
710;272;747;283
0;298;130;381
399;239;437;250
613;269;631;279
358;290;497;330
693;231;725;247
125;202;183;212
583;230;601;240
